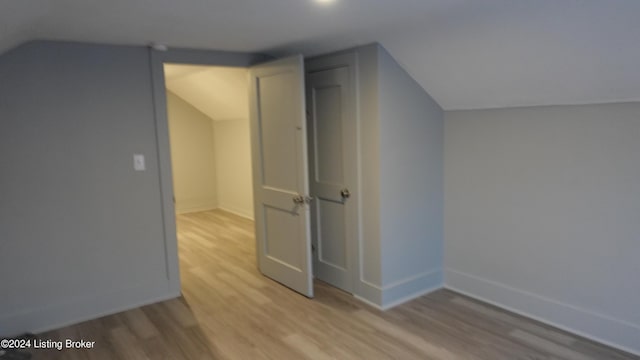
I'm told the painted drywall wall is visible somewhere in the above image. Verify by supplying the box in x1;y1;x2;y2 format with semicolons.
0;41;174;336
378;46;444;306
444;103;640;354
0;40;263;336
213;119;254;219
166;91;218;214
311;44;444;309
351;44;383;305
164;64;249;122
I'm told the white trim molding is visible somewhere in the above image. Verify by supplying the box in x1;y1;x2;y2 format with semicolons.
0;280;179;337
445;268;640;356
355;269;444;310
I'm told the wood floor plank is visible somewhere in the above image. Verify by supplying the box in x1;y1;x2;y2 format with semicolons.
30;209;639;360
163;299;199;328
109;326;150;360
451;296;577;346
282;333;336;360
509;329;593;360
122;308;160;340
353;309;461;360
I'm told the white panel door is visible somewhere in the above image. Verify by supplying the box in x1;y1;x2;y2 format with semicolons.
306;64;357;293
249;55;313;297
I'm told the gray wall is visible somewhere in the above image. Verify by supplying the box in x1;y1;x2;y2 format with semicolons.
309;44;444;309
444;103;640;354
353;44;383;303
0;41;171;335
378;46;444;306
0;40;262;336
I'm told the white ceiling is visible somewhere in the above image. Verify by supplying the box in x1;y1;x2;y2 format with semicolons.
164;64;248;121
2;0;640;110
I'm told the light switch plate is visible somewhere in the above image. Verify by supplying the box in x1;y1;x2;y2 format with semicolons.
133;154;146;171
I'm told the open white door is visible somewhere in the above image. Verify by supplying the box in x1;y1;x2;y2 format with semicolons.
249;55;313;297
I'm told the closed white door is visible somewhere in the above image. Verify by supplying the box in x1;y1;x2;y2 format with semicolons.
249;55;314;297
306;62;357;293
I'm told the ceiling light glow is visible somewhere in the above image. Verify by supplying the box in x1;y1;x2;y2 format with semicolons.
315;0;336;5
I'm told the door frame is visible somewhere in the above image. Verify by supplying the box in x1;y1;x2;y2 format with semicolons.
149;47;269;295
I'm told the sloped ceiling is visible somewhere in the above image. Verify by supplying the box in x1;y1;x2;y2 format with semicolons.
164;64;248;121
2;0;640;110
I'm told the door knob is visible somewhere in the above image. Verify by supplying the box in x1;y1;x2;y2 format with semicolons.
293;195;313;205
340;188;351;199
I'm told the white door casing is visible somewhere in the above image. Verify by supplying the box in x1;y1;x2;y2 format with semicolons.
249;55;314;297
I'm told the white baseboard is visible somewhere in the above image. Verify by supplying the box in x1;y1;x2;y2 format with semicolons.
175;198;217;214
216;205;254;220
354;294;384;311
0;279;179;337
445;268;640;356
381;269;443;310
381;284;443;311
354;279;383;308
354;269;443;310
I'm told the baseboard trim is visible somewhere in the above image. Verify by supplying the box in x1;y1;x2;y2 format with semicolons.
382;284;442;310
0;279;179;337
445;268;640;356
381;269;443;309
353;294;384;311
216;206;254;220
354;279;382;307
354;269;443;310
175;198;218;215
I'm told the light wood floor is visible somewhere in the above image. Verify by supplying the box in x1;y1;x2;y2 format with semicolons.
33;209;638;359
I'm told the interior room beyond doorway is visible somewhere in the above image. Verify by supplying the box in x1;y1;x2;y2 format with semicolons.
164;63;254;219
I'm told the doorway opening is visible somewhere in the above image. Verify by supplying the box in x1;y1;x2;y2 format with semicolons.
163;63;259;299
158;56;355;303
